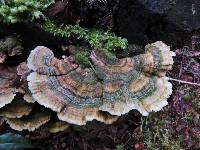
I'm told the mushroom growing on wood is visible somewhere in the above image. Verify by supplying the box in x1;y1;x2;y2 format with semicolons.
27;46;118;125
91;41;175;116
27;41;175;125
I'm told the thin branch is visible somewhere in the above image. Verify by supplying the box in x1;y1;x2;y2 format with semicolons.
166;77;200;86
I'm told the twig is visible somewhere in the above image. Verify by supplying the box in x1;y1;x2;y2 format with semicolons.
166;77;200;86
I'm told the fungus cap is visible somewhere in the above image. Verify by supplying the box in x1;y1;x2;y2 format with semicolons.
90;41;174;116
27;42;175;125
27;46;118;125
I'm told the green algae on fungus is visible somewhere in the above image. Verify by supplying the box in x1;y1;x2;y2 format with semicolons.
26;41;175;125
74;51;91;67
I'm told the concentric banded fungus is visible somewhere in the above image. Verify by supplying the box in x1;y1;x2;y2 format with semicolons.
6;108;51;131
0;65;18;108
0;97;33;118
90;41;175;116
0;36;23;63
27;46;118;125
27;41;175;125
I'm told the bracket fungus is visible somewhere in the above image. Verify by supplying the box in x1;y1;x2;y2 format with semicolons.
0;97;33;118
6;107;51;131
27;46;118;125
91;41;175;116
0;63;47;131
26;41;175;125
47;121;70;133
0;65;19;108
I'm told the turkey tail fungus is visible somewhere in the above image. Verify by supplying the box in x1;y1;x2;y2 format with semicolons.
27;46;118;125
91;41;175;116
26;41;175;125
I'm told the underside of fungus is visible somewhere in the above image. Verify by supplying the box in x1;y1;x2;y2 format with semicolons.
47;121;70;133
6;107;51;131
0;97;33;118
26;41;175;125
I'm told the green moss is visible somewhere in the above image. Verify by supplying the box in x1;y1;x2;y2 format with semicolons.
143;116;183;150
74;51;90;66
115;144;124;150
183;88;198;101
181;113;194;125
0;1;128;60
0;0;54;23
42;20;128;59
183;87;199;110
0;0;128;65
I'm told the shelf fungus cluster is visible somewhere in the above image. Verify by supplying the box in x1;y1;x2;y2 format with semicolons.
0;41;175;132
0;59;68;132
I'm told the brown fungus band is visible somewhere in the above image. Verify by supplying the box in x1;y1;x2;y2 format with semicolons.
0;65;19;108
27;41;175;125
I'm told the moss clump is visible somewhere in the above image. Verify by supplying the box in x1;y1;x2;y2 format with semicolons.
115;144;125;150
142;87;199;149
0;0;54;23
42;20;128;59
183;88;198;102
0;0;128;61
74;51;90;67
143;116;183;150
